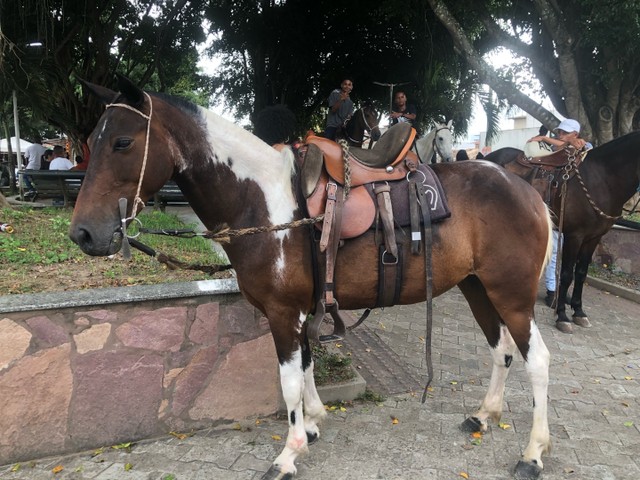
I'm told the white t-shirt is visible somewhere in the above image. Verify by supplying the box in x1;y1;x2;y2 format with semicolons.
23;143;46;169
49;157;74;170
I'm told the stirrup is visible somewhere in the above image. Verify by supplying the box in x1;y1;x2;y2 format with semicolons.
308;299;347;343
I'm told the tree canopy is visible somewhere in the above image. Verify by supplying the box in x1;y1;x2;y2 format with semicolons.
1;0;638;150
427;0;640;145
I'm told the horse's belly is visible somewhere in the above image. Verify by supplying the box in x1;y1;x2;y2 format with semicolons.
333;226;470;309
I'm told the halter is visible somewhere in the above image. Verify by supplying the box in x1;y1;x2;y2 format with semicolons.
344;107;380;146
431;125;451;160
105;92;153;257
105;93;153;221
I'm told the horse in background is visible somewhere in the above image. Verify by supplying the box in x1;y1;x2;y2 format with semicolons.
336;103;381;147
485;134;640;332
70;76;554;480
414;120;454;163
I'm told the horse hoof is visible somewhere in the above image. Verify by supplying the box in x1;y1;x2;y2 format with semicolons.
307;431;319;445
261;465;295;480
555;321;573;334
573;316;592;328
514;459;542;479
460;416;483;433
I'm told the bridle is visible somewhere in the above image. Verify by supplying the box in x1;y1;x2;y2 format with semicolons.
343;106;380;146
431;125;452;161
104;92;154;256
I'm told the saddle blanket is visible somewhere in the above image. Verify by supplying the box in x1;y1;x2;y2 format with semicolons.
365;163;450;227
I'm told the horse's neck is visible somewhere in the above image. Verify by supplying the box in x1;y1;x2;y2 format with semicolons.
580;147;640;211
344;112;363;141
416;130;435;162
178;109;299;231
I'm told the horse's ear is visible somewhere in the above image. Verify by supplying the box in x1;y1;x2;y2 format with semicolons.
115;73;145;108
79;78;118;105
447;119;453;129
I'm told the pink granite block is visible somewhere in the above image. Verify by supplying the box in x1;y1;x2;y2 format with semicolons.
74;309;118;324
170;345;218;417
115;306;187;352
189;334;278;421
69;350;164;448
25;315;69;348
0;344;72;464
189;302;219;345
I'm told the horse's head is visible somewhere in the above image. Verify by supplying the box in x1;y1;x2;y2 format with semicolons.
70;75;176;256
361;103;381;142
433;120;454;162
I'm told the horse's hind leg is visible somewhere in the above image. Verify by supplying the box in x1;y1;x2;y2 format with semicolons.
458;276;516;432
458;275;551;479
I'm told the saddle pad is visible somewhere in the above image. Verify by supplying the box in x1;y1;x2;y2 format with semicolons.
365;164;450;227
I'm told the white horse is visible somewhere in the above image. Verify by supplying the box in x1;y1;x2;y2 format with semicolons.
414;120;454;163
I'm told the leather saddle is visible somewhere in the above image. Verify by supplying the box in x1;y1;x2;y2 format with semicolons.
518;145;586;170
301;123;417;238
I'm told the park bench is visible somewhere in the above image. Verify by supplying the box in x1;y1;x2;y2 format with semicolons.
17;170;185;208
18;170;86;207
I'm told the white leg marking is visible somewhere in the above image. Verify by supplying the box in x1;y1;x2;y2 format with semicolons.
273;348;307;475
303;358;327;438
476;324;516;426
523;321;551;466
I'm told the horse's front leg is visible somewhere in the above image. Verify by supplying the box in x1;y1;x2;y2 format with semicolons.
263;313;315;480
570;239;600;328
301;331;327;444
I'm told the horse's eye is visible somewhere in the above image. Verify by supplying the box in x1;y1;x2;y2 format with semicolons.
114;138;133;151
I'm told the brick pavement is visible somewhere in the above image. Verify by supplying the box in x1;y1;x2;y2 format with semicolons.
2;281;638;480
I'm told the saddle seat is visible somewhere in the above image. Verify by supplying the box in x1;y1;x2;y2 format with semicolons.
304;123;416;188
519;145;587;170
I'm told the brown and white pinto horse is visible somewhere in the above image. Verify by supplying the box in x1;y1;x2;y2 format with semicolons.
70;76;553;480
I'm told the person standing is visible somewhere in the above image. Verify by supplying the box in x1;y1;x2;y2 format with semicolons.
324;78;354;141
22;136;47;198
49;145;74;170
390;90;417;127
528;119;593;313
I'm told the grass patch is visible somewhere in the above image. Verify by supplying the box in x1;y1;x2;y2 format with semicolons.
312;344;356;386
0;206;227;294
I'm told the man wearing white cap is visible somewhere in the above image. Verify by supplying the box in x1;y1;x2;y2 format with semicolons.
528;118;592;152
528;119;593;316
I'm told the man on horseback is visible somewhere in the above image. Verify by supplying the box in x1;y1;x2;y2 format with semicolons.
528;119;593;317
323;77;354;140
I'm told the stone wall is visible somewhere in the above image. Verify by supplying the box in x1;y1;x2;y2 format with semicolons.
595;226;640;274
0;279;279;466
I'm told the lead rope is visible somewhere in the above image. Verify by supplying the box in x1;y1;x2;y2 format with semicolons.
105;92;154;258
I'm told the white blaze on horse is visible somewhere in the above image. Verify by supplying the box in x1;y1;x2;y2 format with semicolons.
70;76;554;480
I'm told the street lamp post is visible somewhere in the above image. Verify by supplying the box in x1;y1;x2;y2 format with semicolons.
373;81;410;123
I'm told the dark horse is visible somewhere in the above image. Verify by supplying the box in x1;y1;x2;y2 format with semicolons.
70;76;553;479
336;103;381;147
486;136;640;332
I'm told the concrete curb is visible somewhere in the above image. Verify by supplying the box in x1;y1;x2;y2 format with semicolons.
586;275;640;304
